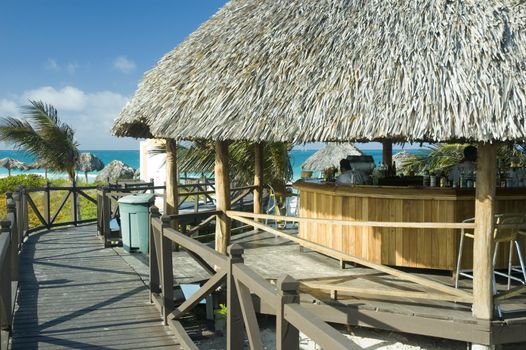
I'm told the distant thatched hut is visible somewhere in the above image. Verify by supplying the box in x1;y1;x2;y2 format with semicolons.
301;143;362;173
392;151;413;172
112;0;526;329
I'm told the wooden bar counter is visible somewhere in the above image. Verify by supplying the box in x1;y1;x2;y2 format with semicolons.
294;181;526;271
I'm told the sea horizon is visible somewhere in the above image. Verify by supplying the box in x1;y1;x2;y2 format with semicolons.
0;148;424;182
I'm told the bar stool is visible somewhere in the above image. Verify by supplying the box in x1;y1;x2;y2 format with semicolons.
264;185;280;228
455;214;526;317
455;214;526;289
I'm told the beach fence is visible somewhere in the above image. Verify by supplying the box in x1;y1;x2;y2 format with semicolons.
9;183;99;235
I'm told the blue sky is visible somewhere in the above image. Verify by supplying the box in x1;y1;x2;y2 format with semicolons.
0;1;417;151
0;1;227;149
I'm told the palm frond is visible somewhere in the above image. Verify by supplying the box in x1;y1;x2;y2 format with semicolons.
0;100;79;181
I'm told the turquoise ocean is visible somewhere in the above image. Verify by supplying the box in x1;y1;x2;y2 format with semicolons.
0;148;422;181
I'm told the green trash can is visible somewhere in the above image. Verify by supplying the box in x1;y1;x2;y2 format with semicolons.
118;194;155;253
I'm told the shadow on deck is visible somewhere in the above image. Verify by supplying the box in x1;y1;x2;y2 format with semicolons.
11;225;181;350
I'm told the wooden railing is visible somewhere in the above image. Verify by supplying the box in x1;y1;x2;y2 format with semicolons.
0;193;25;349
97;181;257;247
226;211;475;304
96;182;164;247
12;184;99;234
149;210;357;350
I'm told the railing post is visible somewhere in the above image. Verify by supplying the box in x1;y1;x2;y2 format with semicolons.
226;244;244;350
6;193;17;282
160;215;174;325
162;181;167;213
276;275;300;350
102;187;111;248
14;188;23;248
149;207;161;303
0;220;12;333
21;187;28;236
44;181;50;229
71;179;78;226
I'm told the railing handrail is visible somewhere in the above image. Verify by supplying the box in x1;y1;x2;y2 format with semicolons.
227;210;476;230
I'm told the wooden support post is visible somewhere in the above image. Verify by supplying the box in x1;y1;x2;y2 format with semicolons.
166;138;180;251
165;139;179;218
149;207;161;303
382;141;393;174
276;275;300;350
254;142;264;222
0;220;12;332
473;143;497;321
6;193;17;282
160;215;174;325
215;141;231;254
226;244;244;350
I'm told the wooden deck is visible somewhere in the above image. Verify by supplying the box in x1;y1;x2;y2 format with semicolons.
8;222;526;348
10;225;181;350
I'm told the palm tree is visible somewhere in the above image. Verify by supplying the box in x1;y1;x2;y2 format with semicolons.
400;144;526;175
151;140;292;195
177;141;292;191
0;100;80;183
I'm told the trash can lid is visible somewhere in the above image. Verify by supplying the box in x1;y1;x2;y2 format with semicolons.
118;194;155;205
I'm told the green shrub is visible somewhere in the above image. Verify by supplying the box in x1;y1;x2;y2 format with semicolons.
0;174;47;193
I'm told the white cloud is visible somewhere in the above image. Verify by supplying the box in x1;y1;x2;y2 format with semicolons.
22;86;87;111
0;99;18;115
113;56;136;73
0;86;137;149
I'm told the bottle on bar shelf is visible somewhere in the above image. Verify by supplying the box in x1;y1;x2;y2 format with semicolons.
466;170;474;188
423;170;430;187
440;171;448;187
430;172;437;187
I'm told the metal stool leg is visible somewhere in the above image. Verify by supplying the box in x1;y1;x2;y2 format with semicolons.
508;240;514;290
514;240;526;284
492;243;503;318
455;230;466;288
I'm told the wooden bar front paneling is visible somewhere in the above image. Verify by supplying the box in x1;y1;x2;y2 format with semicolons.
295;181;526;271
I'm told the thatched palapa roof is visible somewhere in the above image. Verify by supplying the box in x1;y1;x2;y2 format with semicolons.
302;143;362;171
113;0;526;143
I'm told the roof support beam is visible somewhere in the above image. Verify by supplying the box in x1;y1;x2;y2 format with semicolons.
215;141;231;254
382;141;393;174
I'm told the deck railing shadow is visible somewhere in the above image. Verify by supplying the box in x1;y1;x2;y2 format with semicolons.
148;208;357;350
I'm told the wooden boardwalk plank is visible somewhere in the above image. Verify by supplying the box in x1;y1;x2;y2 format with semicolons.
10;225;182;350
